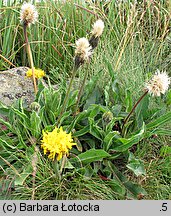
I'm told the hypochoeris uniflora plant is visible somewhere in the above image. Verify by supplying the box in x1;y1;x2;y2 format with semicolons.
57;20;104;124
57;37;92;125
123;70;171;130
20;3;38;94
74;20;105;115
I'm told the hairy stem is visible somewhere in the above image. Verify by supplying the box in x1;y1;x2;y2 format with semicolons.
60;154;67;176
57;67;77;126
122;90;148;132
31;146;38;200
74;66;88;115
23;24;37;94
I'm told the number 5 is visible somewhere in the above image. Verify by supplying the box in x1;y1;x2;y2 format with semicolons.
162;203;167;211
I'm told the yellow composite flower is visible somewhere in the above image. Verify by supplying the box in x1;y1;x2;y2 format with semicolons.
26;68;45;79
41;127;76;161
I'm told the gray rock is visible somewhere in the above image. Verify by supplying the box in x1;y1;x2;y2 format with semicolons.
0;67;35;107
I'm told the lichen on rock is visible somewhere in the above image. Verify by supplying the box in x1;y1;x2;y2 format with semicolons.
0;67;35;107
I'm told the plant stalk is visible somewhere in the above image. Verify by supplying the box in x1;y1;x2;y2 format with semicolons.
23;24;37;94
74;66;88;115
123;89;148;129
60;154;67;176
31;146;38;200
57;67;77;126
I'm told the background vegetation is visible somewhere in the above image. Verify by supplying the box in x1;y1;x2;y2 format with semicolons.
0;0;171;200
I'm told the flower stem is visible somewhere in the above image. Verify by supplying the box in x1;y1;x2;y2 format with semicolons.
57;67;77;126
53;161;61;180
60;154;67;176
31;146;38;200
23;24;37;94
74;65;88;115
122;90;148;134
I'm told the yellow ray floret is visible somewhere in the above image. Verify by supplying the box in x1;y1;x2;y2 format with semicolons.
41;127;76;161
26;68;45;79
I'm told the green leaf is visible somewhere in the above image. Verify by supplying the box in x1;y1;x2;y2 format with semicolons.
73;125;90;137
125;89;133;112
50;91;61;113
112;104;122;116
103;131;120;151
107;161;147;199
166;89;171;105
135;94;149;128
126;153;146;177
0;118;13;131
59;111;72;125
83;164;94;178
0;102;9;116
47;110;56;123
0;137;16;150
146;111;171;130
64;158;75;169
15;165;32;186
89;105;100;119
107;179;126;196
89;118;103;141
111;80;121;102
30;111;42;139
160;146;171;157
104;85;110;106
11;107;29;121
145;128;171;138
113;123;145;152
82;70;103;108
17;132;27;149
69;149;110;166
103;56;115;81
105;117;123;133
67;90;78;108
83;87;101;111
68;109;91;132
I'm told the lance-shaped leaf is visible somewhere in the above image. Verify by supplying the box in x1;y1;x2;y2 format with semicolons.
107;161;147;199
69;148;110;166
113;123;145;152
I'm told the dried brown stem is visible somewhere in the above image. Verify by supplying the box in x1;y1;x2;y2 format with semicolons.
74;3;98;17
0;54;16;68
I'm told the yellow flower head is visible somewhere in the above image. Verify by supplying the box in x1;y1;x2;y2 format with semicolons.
26;68;45;79
41;127;76;161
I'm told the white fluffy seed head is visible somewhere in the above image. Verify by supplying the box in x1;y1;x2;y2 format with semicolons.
91;19;104;38
146;70;170;96
20;3;38;26
75;37;92;61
